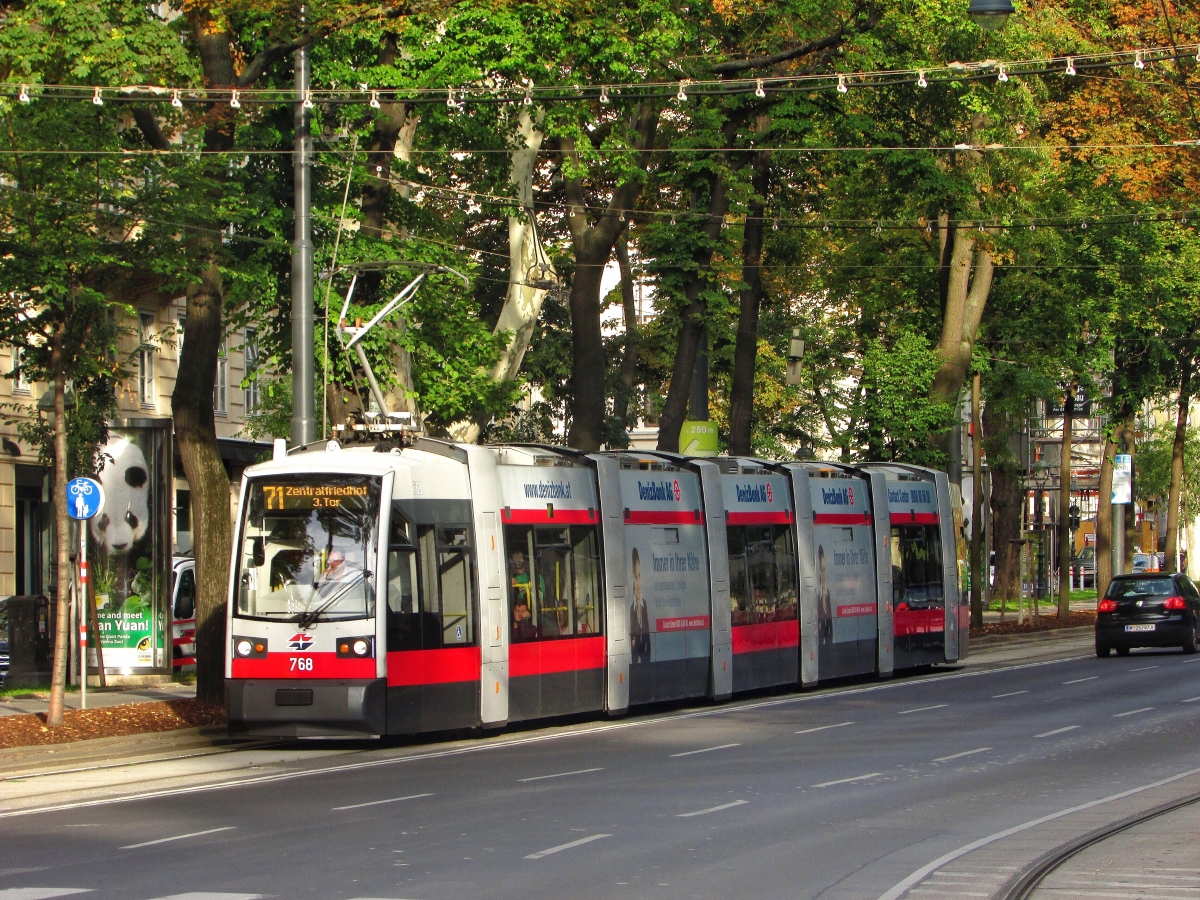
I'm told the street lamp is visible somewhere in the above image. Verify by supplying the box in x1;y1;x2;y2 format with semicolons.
968;0;1015;31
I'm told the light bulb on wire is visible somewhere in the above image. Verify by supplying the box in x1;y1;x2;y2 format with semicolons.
676;80;688;102
1134;50;1145;69
837;74;848;93
917;70;928;88
18;85;29;103
755;79;765;98
92;87;103;106
599;85;610;104
1065;57;1076;76
230;90;241;109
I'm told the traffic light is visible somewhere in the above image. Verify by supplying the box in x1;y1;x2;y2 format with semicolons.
1068;503;1080;531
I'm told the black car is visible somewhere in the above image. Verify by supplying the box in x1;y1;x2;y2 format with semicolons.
1096;573;1200;656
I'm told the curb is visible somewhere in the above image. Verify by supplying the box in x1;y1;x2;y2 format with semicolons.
970;625;1094;650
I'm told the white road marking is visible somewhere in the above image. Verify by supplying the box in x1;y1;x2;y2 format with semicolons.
812;772;883;788
0;654;1094;820
1035;726;1080;738
795;721;855;735
0;892;90;899
120;827;236;850
876;763;1200;900
992;690;1029;698
1056;879;1200;889
525;833;611;859
677;799;748;818
1130;665;1161;672
1113;707;1155;717
0;871;48;879
148;894;265;899
670;743;742;757
519;767;603;783
1181;657;1200;663
1182;696;1200;703
1062;676;1098;684
908;891;989;897
898;704;948;715
333;792;433;811
933;747;992;763
1087;873;1200;880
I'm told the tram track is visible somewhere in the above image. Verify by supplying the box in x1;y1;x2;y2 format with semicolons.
996;789;1200;900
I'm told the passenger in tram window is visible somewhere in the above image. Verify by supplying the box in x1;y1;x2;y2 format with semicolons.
512;600;538;642
509;549;541;609
818;545;832;643
629;548;651;663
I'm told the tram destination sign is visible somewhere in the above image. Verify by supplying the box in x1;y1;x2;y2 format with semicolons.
261;482;371;511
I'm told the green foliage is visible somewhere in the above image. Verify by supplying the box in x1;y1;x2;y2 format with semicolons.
1136;420;1200;520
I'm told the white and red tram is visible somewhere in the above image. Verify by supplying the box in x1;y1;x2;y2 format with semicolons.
225;440;967;737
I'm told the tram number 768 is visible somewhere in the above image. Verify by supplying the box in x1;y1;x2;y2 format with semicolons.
290;657;314;672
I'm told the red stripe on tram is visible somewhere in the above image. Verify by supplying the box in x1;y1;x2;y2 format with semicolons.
623;509;702;525
813;513;873;526
232;654;377;679
894;607;945;636
891;512;940;525
386;647;482;686
501;508;597;525
509;636;606;677
732;619;799;654
727;511;794;525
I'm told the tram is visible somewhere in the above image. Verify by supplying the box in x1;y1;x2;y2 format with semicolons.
225;438;967;737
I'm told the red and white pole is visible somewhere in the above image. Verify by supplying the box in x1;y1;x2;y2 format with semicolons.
79;525;88;711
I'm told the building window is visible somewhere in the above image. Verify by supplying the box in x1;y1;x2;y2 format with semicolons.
138;312;156;407
11;345;29;393
244;328;260;415
214;336;227;415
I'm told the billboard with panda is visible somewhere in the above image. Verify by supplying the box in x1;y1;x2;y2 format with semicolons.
87;421;172;672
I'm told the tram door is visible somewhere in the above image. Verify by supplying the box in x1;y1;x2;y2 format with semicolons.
385;509;482;734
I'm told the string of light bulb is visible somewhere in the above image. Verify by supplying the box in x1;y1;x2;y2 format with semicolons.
3;42;1197;109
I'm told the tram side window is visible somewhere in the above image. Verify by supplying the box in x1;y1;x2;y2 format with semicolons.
728;527;751;625
505;524;601;640
387;512;432;651
891;525;944;608
727;524;798;625
437;527;475;645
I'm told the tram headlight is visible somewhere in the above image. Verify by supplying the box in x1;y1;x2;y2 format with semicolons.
236;639;252;657
336;636;374;658
233;636;267;658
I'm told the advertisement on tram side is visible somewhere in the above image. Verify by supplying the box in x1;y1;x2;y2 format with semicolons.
619;470;710;665
496;465;599;516
719;474;793;523
809;478;876;646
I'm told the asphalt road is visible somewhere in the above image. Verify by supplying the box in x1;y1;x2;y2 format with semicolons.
1;644;1198;900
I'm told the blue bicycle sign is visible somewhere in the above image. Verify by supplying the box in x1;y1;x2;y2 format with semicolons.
67;477;105;520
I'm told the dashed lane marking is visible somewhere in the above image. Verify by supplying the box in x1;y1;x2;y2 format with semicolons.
525;833;611;859
1182;696;1200;703
992;690;1029;698
147;894;265;899
1130;665;1162;672
519;768;604;783
677;799;749;818
332;793;433;811
1034;725;1080;738
119;827;235;850
795;722;854;735
898;704;949;715
1062;676;1098;685
933;747;992;763
811;772;883;788
0;891;90;899
1113;707;1155;717
670;743;742;758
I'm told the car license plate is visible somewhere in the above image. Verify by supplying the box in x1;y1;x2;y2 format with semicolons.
1125;624;1155;633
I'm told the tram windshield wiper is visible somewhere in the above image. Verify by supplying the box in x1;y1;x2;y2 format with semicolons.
295;570;370;630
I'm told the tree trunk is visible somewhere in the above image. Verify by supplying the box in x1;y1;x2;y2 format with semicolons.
982;400;1022;608
47;326;71;727
1057;386;1075;618
565;255;610;450
1122;411;1137;569
560;103;660;451
929;216;996;467
729;139;771;457
1166;358;1191;573
657;175;733;453
611;225;639;436
173;266;231;706
1097;426;1117;599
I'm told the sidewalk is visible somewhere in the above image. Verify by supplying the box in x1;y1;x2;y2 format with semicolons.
0;681;196;717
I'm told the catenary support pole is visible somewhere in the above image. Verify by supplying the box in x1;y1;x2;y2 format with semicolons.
290;35;316;447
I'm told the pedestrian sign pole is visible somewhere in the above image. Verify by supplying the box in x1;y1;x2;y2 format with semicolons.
67;477;104;710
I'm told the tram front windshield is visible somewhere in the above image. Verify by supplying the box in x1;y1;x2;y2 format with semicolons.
235;475;381;624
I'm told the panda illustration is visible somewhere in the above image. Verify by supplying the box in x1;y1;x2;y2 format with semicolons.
91;436;151;554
